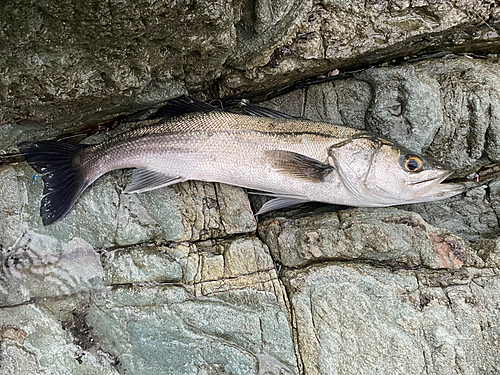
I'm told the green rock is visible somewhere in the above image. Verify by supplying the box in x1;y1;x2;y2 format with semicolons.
87;283;297;375
88;235;298;375
283;263;500;375
259;207;483;269
0;301;118;375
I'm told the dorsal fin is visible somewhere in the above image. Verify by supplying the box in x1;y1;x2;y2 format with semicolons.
150;95;220;119
151;95;300;120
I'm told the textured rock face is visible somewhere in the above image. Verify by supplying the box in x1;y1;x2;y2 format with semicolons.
284;264;500;375
221;0;500;98
0;238;296;375
1;1;500;375
0;0;236;125
1;0;499;151
258;208;481;269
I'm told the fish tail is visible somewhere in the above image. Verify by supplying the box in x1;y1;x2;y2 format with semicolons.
18;141;90;225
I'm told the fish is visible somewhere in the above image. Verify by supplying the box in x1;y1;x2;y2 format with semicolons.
19;95;464;226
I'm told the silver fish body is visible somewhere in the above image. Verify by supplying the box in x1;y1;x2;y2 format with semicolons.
20;96;464;225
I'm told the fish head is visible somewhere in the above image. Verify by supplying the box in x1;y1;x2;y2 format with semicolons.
328;135;464;206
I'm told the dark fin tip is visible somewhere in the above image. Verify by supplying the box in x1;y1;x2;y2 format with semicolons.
19;140;89;226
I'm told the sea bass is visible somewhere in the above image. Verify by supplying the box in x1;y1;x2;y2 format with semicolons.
19;96;464;225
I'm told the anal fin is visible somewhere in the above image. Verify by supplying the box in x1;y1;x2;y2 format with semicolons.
124;168;184;194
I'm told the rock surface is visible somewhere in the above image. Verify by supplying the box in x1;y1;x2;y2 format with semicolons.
1;1;500;375
258;207;482;269
284;263;500;375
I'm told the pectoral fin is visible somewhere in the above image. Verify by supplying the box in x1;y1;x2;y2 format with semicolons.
124;168;184;194
266;150;334;182
256;197;309;215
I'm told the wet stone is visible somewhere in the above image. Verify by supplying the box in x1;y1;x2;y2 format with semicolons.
0;240;105;307
101;245;186;286
0;0;237;147
476;237;500;268
101;236;278;288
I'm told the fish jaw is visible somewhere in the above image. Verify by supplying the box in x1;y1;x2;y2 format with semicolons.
412;181;465;202
405;171;465;203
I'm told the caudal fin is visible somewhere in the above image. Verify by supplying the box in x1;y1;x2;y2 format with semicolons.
18;141;89;225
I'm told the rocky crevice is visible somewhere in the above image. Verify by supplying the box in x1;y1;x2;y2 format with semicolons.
1;1;500;374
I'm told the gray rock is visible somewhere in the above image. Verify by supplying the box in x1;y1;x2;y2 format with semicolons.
258;207;483;269
2;1;499;152
101;236;276;289
283;263;500;375
220;1;500;97
476;237;500;268
0;165;107;307
0;0;236;147
357;64;444;154
0;237;298;375
262;57;500;172
357;57;500;171
0;240;105;307
405;184;500;242
101;245;186;286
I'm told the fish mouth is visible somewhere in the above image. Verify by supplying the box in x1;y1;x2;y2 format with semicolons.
408;171;465;199
405;171;452;186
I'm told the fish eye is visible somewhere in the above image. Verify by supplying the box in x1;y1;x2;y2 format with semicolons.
404;156;423;172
